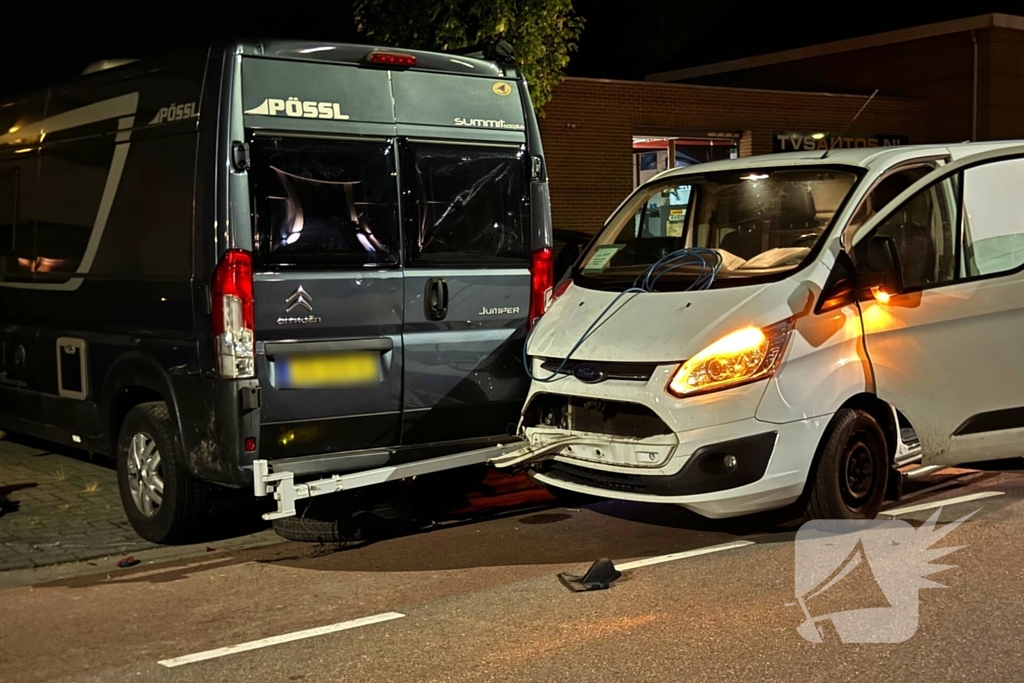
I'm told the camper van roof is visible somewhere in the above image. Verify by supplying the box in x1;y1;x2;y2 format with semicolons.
242;40;507;78
3;40;510;104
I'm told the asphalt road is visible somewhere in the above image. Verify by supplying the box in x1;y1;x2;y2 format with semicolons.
2;464;1023;683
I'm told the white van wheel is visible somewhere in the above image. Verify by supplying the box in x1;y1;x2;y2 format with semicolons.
806;408;888;520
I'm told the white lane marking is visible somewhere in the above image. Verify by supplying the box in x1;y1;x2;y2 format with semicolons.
616;540;755;572
881;490;1005;517
158;612;405;668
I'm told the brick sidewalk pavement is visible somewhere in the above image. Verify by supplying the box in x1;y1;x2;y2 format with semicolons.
0;435;159;570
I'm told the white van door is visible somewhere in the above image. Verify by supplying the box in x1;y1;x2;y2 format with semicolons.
851;146;1024;466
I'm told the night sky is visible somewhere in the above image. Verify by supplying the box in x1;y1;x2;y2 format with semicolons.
4;1;1024;97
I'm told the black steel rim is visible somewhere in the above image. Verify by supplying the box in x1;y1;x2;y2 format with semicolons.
840;431;876;511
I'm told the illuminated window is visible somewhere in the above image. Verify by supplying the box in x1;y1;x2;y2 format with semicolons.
961;159;1024;277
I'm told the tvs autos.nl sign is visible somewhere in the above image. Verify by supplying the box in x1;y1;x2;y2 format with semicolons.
774;132;909;153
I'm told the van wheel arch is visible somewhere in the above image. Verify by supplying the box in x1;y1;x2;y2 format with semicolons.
102;354;185;459
834;393;898;464
801;393;903;507
109;386;166;454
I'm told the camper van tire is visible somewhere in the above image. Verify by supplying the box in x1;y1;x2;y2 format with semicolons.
806;408;888;520
272;495;412;544
271;512;358;544
116;403;209;544
271;495;363;544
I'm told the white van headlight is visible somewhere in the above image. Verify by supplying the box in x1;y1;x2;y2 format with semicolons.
668;319;793;397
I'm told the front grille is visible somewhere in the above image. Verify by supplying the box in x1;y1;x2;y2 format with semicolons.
545;461;647;493
539;358;656;382
523;394;672;439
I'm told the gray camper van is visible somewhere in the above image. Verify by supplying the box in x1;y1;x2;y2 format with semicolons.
0;41;554;542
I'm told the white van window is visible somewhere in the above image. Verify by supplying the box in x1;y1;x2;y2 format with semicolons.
576;168;859;290
962;158;1024;277
872;176;958;289
845;165;933;243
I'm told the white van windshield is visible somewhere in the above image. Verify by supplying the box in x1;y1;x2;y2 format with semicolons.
575;167;860;290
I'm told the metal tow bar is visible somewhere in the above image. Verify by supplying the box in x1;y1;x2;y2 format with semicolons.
252;437;574;521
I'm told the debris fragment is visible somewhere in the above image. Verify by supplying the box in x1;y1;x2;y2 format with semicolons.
557;558;621;592
116;556;140;568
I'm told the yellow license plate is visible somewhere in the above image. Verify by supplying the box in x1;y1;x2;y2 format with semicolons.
281;353;379;388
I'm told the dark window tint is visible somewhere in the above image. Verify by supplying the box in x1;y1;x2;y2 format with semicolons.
250;137;399;268
35;141;116;277
0;168;15;255
403;142;527;266
0;160;34;278
873;175;958;289
847;165;933;236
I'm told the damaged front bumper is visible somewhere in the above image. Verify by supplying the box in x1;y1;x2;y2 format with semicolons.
508;417;829;519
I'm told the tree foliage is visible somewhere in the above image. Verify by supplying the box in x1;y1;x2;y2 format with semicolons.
353;0;584;112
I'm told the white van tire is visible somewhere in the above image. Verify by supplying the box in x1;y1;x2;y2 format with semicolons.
806;408;888;520
116;402;208;543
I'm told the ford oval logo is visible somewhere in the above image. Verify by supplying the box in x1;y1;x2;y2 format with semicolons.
573;364;605;384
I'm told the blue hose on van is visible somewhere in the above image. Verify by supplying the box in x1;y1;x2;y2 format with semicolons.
525;248;723;383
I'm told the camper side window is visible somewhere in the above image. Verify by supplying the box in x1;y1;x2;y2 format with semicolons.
871;175;958;289
0;165;32;278
0;168;15;256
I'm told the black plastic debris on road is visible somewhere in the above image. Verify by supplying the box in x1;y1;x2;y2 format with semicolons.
557;558;621;592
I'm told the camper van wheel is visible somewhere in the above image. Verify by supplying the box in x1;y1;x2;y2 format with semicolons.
116;402;208;544
271;497;361;544
806;408;888;520
272;493;413;544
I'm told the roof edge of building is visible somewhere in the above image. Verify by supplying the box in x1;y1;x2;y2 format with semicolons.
646;13;1024;83
560;76;927;102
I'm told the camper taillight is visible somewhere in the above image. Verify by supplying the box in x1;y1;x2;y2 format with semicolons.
212;249;255;379
529;248;554;328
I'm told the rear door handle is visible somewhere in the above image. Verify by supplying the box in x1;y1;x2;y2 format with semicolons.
425;278;449;320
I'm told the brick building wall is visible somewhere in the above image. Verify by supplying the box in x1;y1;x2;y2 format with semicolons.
987;27;1024;140
678;32;980;144
539;78;927;234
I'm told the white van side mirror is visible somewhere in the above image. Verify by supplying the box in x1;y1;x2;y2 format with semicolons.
856;235;905;299
816;235;904;313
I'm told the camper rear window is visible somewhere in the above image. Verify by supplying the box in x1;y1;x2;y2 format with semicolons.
402;142;528;266
249;137;400;268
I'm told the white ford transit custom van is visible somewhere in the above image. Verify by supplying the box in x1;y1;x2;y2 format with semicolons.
510;142;1024;520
